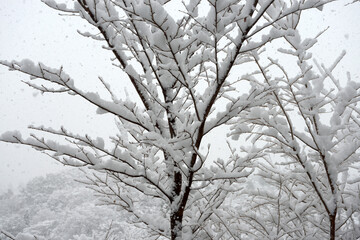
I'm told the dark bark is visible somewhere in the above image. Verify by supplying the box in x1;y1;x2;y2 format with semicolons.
329;213;336;240
170;170;184;240
170;209;184;240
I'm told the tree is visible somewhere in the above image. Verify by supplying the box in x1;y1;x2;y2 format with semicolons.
0;0;348;239
231;22;360;239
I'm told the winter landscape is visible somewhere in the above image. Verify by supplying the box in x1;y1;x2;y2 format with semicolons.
0;0;359;239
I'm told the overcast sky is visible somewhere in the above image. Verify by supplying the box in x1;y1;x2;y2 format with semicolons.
0;0;359;193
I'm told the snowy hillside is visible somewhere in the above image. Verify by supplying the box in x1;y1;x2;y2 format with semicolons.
0;169;147;240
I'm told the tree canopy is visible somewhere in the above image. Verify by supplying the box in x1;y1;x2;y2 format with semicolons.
1;0;359;239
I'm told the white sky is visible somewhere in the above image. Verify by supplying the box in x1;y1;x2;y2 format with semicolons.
0;0;359;193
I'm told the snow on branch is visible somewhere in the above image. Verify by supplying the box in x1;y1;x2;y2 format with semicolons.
0;59;155;131
1;0;353;239
231;25;360;239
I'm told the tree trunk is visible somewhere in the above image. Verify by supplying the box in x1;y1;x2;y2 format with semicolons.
329;214;336;240
170;170;183;240
170;210;183;240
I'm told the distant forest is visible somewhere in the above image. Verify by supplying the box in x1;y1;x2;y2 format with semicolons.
0;169;147;240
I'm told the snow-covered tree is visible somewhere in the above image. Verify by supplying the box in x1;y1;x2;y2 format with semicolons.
231;19;360;239
0;0;345;239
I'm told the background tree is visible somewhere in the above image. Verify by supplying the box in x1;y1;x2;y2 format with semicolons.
0;0;349;239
